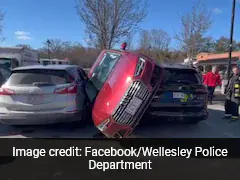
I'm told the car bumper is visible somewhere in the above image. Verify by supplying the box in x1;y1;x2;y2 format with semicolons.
146;111;209;120
0;111;83;125
95;117;132;138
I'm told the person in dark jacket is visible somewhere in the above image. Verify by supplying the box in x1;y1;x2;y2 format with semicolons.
223;66;240;121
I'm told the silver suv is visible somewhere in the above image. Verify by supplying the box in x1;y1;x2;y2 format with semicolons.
0;65;89;125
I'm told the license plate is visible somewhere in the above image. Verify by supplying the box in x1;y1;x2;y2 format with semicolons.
173;92;185;99
27;95;43;104
125;96;143;116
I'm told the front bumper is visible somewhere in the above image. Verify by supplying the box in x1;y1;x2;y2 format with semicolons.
95;118;132;138
0;111;83;125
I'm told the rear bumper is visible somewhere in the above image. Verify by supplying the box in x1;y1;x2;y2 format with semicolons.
0;111;83;125
146;110;209;120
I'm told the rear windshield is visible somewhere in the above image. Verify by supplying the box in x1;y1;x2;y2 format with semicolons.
163;68;200;85
6;69;70;86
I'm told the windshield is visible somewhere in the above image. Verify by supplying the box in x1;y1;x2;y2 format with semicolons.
0;58;11;69
163;68;200;85
6;69;70;86
90;52;121;90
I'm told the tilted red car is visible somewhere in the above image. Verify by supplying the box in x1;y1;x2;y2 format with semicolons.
85;45;163;138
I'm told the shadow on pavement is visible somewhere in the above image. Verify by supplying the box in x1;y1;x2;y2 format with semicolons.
0;118;97;138
1;102;238;138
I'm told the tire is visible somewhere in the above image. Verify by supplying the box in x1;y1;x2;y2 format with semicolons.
68;105;90;130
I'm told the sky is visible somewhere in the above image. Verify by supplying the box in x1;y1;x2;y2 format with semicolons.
0;0;240;49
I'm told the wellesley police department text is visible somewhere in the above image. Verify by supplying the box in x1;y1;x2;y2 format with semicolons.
13;146;228;159
13;146;228;170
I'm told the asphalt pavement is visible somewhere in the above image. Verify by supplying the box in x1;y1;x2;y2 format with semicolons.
0;100;239;138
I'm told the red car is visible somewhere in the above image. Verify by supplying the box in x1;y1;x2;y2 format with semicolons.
86;44;163;138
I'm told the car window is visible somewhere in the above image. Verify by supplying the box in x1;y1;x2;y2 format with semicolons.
6;69;70;86
0;58;11;69
67;68;77;82
163;68;200;85
90;52;121;90
0;67;11;79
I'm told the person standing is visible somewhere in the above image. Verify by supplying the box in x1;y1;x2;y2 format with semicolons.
204;66;222;104
223;66;240;121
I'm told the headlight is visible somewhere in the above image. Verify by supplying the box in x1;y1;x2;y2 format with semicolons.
134;58;145;77
97;118;110;131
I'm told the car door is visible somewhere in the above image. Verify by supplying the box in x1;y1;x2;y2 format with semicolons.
75;68;87;110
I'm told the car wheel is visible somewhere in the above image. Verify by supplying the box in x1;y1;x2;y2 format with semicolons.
68;107;90;130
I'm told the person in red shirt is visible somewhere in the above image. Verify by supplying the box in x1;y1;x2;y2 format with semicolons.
204;66;222;104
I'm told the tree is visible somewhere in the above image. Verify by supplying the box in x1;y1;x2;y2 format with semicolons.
76;0;147;49
0;10;4;41
139;29;152;51
38;39;99;67
214;36;239;53
138;29;171;60
149;29;171;51
41;39;76;58
139;29;171;51
198;37;215;53
175;2;212;59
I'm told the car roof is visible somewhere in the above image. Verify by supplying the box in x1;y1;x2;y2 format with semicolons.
12;65;82;71
162;64;197;71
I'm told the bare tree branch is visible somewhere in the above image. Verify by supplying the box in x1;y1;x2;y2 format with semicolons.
139;29;171;52
175;2;212;59
76;0;147;49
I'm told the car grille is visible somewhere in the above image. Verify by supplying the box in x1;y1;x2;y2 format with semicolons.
112;81;150;125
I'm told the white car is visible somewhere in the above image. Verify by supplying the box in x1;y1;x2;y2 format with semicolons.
0;64;90;125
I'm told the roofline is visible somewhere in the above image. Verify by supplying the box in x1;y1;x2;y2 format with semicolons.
12;64;78;71
197;51;240;61
0;46;23;50
0;46;38;52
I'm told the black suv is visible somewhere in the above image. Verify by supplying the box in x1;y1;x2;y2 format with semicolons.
145;64;208;124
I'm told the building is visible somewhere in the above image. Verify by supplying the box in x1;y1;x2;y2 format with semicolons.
196;51;240;72
39;58;69;65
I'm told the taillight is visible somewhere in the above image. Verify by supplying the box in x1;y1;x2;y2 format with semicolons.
0;88;15;95
54;85;77;94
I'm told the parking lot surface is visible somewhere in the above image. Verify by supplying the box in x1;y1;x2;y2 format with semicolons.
0;101;239;138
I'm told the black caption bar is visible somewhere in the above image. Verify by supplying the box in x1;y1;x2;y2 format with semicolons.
1;138;240;180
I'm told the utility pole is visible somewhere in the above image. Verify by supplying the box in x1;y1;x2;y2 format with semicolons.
47;39;51;59
227;0;236;79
